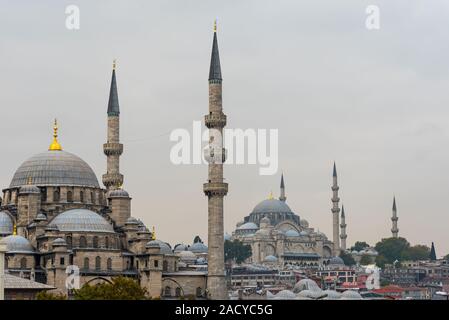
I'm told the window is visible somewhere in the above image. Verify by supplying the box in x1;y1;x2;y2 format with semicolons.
163;260;168;271
107;258;112;271
95;256;101;270
41;188;46;202
84;257;89;270
136;260;139;269
66;236;72;249
93;236;99;248
91;192;95;204
175;287;181;297
67;190;73;203
105;237;109;249
60;257;65;265
79;236;87;248
154;260;159;268
20;257;27;269
80;191;84;203
196;287;202;298
164;286;171;297
54;188;60;202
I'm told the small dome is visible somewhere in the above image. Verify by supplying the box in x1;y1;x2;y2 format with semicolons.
299;230;309;236
261;216;270;224
224;233;231;241
285;229;300;237
300;219;309;228
323;290;342;300
0;211;13;235
274;290;296;300
255;228;270;237
196;257;207;264
35;213;47;221
252;199;293;214
19;184;40;194
52;238;67;246
341;290;362;300
297;289;325;299
125;217;139;225
329;256;345;266
0;235;34;253
236;222;258;230
145;239;172;255
293;279;321;293
264;255;278;262
108;189;130;198
49;209;114;233
179;250;197;262
190;242;208;253
174;244;188;252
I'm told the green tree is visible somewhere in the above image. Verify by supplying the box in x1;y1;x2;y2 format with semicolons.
36;291;67;300
444;254;449;261
374;237;410;265
339;251;356;266
74;277;148;300
224;239;252;264
359;254;372;265
350;241;370;252
375;254;389;268
404;245;430;261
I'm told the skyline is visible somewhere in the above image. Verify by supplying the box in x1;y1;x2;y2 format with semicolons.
1;1;449;255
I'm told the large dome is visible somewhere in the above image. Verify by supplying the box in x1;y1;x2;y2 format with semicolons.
252;199;293;214
49;209;114;233
9;150;100;188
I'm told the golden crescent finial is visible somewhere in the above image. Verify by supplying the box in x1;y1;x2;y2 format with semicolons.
214;19;217;33
13;224;17;236
268;191;274;200
151;226;156;240
113;59;116;70
49;119;62;151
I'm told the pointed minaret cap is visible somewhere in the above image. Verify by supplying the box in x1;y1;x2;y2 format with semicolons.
107;60;120;116
393;196;397;211
333;162;337;177
209;20;222;81
280;173;285;188
341;205;345;218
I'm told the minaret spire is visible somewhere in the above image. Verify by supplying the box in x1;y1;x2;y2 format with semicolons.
48;119;62;151
331;161;341;254
391;196;399;238
279;173;286;202
340;205;347;251
102;61;124;191
430;242;437;261
203;21;228;300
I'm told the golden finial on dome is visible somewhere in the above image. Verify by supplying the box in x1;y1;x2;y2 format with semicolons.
214;19;217;33
27;176;33;185
113;59;116;70
49;119;62;151
151;226;156;240
13;224;17;236
268;191;274;200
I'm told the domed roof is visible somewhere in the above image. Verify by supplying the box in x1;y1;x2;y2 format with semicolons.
300;219;309;228
274;290;296;300
35;213;47;221
236;222;258;230
108;189;130;198
19;184;40;194
179;250;197;262
263;255;278;262
329;256;345;266
125;217;139;225
0;211;13;235
341;290;362;300
190;242;208;253
0;235;34;253
145;239;172;255
285;229;300;237
293;279;321;293
49;209;114;233
174;244;188;252
252;199;292;214
52;237;67;246
9;150;100;188
299;230;309;236
323;290;342;300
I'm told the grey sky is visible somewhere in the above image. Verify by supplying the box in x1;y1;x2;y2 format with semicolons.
1;0;449;256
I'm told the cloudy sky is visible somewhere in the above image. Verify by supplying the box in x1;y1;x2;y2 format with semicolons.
1;1;449;256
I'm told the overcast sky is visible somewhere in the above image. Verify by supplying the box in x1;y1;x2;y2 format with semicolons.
1;1;449;256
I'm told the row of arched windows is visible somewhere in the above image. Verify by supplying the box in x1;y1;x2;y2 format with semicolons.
83;257;113;271
51;188;104;204
74;236;118;249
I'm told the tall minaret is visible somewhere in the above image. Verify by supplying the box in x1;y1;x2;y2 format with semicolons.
279;173;286;202
340;205;347;251
331;162;340;254
203;21;228;300
391;196;399;238
102;60;124;191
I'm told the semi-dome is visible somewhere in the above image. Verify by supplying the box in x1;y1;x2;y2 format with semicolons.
145;239;172;255
252;199;293;214
328;256;345;266
285;229;300;237
263;255;278;262
49;209;114;233
236;222;258;230
190;242;208;253
0;235;34;253
174;244;188;252
10;150;100;188
179;250;197;262
0;211;13;235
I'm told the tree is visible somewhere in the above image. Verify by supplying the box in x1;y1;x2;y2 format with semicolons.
374;237;410;266
350;241;370;252
359;254;372;265
36;291;67;300
375;254;389;268
403;245;430;261
74;277;148;300
339;251;356;266
224;239;252;264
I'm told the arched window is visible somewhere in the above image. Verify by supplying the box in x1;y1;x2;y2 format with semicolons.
95;256;101;270
41;188;46;202
91;192;95;204
20;257;27;269
175;287;181;297
115;238;120;249
163;260;168;271
136;260;139;269
79;236;87;248
98;192;103;205
196;287;202;298
164;286;171;297
93;236;99;248
105;236;109;249
84;257;89;270
66;236;72;249
67;190;73;203
54;188;60;202
80;191;84;203
107;258;112;271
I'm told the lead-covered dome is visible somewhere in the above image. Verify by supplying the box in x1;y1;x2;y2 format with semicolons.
0;235;34;253
49;209;114;233
10;150;100;188
252;199;292;214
